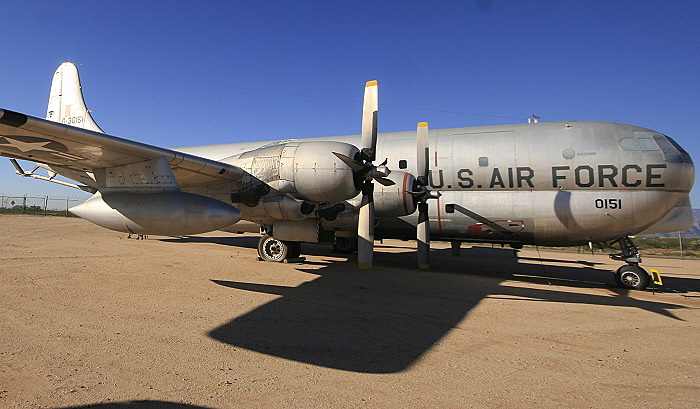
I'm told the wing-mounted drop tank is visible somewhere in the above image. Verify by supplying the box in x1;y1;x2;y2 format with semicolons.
70;191;241;236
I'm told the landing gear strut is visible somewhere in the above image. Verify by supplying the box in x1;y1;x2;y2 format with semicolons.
606;236;651;290
257;234;301;262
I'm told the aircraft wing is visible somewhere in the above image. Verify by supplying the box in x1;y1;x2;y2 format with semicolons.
0;109;244;188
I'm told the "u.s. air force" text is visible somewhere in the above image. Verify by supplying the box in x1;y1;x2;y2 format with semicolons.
428;164;667;189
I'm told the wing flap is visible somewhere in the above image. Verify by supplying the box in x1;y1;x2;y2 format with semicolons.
0;109;244;187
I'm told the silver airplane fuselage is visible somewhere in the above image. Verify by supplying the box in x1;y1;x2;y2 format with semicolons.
178;120;695;247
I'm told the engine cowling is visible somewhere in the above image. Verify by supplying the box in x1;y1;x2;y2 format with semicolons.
324;171;418;229
227;141;361;203
374;171;418;217
69;191;242;236
290;141;361;202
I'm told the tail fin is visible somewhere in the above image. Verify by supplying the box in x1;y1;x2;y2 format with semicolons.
46;62;104;133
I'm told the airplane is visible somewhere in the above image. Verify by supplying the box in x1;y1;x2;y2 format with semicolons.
0;62;694;291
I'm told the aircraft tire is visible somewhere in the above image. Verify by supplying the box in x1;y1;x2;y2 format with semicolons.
615;265;650;290
333;237;356;254
258;234;293;262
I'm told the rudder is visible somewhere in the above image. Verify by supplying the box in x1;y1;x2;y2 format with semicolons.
46;62;104;133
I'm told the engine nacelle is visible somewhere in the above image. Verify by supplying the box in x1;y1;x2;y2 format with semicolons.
290;141;360;202
228;141;360;203
69;191;242;236
374;171;418;217
323;171;418;232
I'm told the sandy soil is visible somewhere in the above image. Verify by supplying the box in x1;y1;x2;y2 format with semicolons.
1;215;699;409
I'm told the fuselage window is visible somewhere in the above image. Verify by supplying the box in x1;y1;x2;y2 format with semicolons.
399;160;407;169
478;157;489;167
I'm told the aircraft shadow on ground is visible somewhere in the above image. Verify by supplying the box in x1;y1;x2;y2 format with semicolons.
160;235;261;249
202;238;696;374
56;401;215;409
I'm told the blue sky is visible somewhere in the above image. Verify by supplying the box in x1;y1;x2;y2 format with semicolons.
1;1;699;204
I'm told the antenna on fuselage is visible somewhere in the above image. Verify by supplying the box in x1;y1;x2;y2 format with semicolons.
529;115;540;124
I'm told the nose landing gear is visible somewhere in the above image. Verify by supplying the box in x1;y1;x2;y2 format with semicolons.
605;236;652;290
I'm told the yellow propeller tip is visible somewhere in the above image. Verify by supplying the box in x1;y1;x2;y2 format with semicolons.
365;80;378;87
418;122;428;127
358;263;373;269
419;264;430;269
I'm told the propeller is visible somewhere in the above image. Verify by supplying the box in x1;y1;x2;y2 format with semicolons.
331;80;392;269
413;122;441;269
357;80;379;269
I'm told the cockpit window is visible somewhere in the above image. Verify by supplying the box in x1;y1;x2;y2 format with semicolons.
634;131;653;138
630;130;691;163
638;138;660;151
665;135;688;153
655;138;676;152
620;138;640;151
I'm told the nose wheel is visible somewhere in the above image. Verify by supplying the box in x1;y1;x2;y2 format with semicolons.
257;234;301;262
605;236;652;290
614;265;651;290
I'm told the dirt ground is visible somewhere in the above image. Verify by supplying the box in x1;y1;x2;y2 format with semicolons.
0;215;698;409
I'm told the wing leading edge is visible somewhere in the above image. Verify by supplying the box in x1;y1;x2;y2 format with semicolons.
0;109;244;188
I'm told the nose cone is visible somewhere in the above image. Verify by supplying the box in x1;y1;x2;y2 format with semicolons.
648;132;695;193
666;138;695;193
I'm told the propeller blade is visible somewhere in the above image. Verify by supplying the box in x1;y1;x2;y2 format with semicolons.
332;151;365;171
417;202;430;269
374;177;395;187
362;80;378;160
357;181;375;269
417;122;429;186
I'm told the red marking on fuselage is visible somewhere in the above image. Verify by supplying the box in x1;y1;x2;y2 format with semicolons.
402;172;410;215
437;196;443;235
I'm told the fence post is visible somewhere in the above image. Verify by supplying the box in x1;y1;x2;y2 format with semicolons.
679;231;684;260
65;198;69;217
22;195;26;214
44;195;48;216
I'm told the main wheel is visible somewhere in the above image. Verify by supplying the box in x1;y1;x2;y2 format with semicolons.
258;234;296;262
332;237;356;254
615;265;650;290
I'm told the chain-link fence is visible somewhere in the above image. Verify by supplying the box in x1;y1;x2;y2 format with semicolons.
0;195;85;217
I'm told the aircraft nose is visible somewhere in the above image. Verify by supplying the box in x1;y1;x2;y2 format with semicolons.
658;134;695;192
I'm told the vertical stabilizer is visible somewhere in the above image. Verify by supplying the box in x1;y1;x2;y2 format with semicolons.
46;62;104;133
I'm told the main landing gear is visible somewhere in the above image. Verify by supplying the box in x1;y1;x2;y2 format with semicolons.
606;236;651;290
332;236;357;254
257;234;301;262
